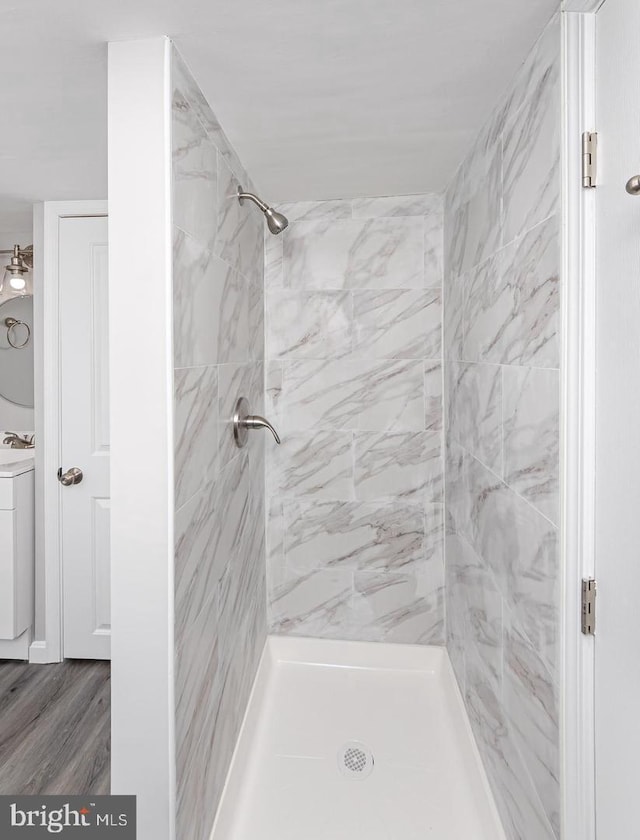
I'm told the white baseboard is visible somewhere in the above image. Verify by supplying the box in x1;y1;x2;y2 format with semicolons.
28;639;61;664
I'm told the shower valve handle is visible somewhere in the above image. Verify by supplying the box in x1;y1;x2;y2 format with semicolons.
243;414;281;444
233;397;281;448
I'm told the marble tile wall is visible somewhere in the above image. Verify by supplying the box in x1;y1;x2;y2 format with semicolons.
171;48;267;840
265;193;445;645
443;14;561;840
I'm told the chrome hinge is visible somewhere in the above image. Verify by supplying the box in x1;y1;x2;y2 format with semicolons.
582;131;597;188
581;578;597;635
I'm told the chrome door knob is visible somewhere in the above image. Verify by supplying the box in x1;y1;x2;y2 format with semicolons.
233;397;281;448
58;467;83;486
625;175;640;195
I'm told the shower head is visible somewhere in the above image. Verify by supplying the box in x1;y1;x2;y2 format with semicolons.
237;187;289;235
263;206;289;236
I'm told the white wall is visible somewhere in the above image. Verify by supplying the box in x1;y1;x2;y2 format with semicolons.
108;38;175;840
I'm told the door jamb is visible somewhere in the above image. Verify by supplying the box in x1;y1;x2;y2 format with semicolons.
30;200;108;664
561;10;596;840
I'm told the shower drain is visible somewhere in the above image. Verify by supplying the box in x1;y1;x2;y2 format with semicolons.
337;741;375;780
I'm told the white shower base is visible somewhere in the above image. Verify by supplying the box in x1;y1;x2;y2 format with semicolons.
211;636;505;840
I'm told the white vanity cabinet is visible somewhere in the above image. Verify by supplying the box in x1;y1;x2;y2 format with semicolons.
0;456;34;640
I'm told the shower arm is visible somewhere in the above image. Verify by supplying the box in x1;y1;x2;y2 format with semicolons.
236;189;269;212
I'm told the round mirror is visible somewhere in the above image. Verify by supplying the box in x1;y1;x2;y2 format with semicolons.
0;295;34;407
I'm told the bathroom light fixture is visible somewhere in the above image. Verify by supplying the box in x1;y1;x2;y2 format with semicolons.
237;187;289;235
0;244;32;295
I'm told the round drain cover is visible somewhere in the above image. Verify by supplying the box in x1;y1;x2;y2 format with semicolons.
337;741;374;780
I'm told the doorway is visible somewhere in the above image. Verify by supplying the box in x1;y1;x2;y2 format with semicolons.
59;214;110;660
563;2;640;836
36;201;110;663
0;201;110;797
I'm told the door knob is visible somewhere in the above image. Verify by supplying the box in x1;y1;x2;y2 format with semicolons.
58;467;83;486
233;397;281;448
625;175;640;195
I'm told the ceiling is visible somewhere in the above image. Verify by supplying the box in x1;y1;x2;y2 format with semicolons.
0;0;558;229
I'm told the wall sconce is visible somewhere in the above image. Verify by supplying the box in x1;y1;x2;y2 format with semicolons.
0;245;33;295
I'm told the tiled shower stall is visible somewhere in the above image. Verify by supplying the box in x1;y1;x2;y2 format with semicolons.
157;11;560;839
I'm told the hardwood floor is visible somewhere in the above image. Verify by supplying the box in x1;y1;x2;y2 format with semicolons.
0;660;110;795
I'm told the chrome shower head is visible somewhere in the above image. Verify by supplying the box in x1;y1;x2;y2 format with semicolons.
263;207;289;235
237;187;289;235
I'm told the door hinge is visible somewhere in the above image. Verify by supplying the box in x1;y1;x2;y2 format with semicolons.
581;578;597;635
582;131;597;188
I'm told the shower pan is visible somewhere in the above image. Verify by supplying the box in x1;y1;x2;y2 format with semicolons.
211;638;506;840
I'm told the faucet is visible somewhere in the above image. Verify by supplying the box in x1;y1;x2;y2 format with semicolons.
3;432;35;449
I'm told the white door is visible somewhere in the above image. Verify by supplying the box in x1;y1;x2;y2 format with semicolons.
594;0;640;834
59;215;111;660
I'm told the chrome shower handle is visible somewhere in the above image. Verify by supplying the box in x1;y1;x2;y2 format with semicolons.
243;414;281;444
233;397;281;447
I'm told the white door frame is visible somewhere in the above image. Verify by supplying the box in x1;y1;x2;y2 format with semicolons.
31;199;108;664
561;8;600;840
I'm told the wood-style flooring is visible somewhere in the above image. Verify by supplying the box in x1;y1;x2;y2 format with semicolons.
0;660;110;795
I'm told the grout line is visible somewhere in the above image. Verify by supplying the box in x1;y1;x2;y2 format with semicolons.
446;208;559;283
263;230;271;624
500;365;505;482
448;358;560;373
459;442;558;529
